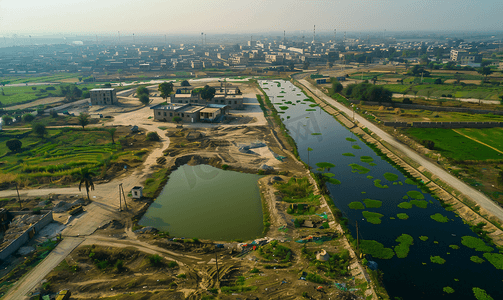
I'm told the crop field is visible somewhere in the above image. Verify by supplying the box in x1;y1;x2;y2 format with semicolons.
369;108;503;123
455;128;503;152
404;128;503;161
0;128;144;185
382;83;502;100
0;73;81;85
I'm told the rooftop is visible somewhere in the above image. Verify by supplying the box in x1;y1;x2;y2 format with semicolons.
90;88;115;91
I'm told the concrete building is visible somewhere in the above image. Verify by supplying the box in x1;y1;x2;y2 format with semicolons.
450;49;482;63
169;86;244;110
151;103;229;123
90;88;117;105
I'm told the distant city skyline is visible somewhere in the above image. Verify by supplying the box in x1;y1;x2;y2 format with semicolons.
0;0;502;35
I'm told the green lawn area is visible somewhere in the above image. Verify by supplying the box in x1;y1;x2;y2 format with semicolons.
456;128;503;152
0;73;81;85
405;128;503;161
372;109;503;123
382;83;502;100
0;128;139;183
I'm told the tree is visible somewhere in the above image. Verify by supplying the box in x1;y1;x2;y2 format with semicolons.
180;80;191;86
158;82;174;100
288;61;295;71
147;132;160;141
200;85;216;102
136;86;149;96
434;78;442;85
103;83;112;88
77;168;96;201
108;128;117;144
477;67;493;81
50;109;58;118
78;113;90;129
60;85;82;101
32;123;47;138
426;89;433;100
2;115;13;125
139;94;150;106
172;116;182;123
23;113;35;123
6;139;22;152
331;79;343;93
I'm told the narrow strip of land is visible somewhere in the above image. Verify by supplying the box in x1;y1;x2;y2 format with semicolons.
452;129;503;155
297;78;503;224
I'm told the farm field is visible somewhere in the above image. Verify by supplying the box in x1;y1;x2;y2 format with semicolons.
456;128;503;152
404;128;503;161
0;127;150;186
368;107;503;123
0;73;81;85
382;83;503;100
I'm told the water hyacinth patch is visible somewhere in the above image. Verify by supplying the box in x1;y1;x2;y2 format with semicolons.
279;106;289;110
443;287;455;294
419;236;428;241
394;234;413;258
306;109;316;111
369;163;377;166
349;163;370;174
359;240;394;259
482;253;503;270
384;172;399;181
407;191;425;199
449;245;460;249
374;179;389;189
410;200;428;209
397;213;409;220
363;199;382;208
352;145;362;150
342;153;355;157
349;202;365;210
346;137;356;142
311;133;322;135
360;156;374;163
316;162;335;170
461;236;494;252
398;202;413;209
367;176;373;179
470;256;485;264
362;211;384;224
430;256;446;264
472;287;494;300
309;104;318;107
431;213;449;223
405;179;416;185
326;178;341;185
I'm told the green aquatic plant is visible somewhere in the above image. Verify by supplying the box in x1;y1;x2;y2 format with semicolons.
346;137;356;142
482;253;503;270
430;256;446;264
326;178;341;185
449;245;460;249
369;163;377;166
430;213;449;223
373;179;389;188
443;287;455;294
316;162;335;170
383;172;399;181
342;153;355;157
279;106;289;110
362;211;384;224
470;256;485;264
349;164;370;174
359;240;394;259
398;202;413;209
367;175;373;179
419;236;428;241
407;191;425;199
306;109;316;111
324;173;335;177
348;202;365;210
402;196;409;200
394;234;414;258
405;178;416;185
472;287;494;300
397;213;409;220
410;200;428;209
461;236;494;252
311;133;322;135
309;104;318;107
352;145;361;150
360;156;374;163
363;199;382;208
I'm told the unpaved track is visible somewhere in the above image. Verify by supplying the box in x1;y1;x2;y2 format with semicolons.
297;78;503;224
3;237;84;300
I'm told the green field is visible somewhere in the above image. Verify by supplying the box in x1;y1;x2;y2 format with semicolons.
405;128;503;161
456;128;503;151
0;73;81;85
372;109;503;123
382;83;502;100
0;128;141;183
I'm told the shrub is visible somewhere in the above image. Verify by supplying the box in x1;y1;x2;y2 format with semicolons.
6;139;22;152
148;254;163;266
23;113;35;122
167;261;178;268
249;267;260;273
172;116;182;123
147;132;160;141
403;98;413;104
221;164;229;170
50;109;58;118
420;140;435;150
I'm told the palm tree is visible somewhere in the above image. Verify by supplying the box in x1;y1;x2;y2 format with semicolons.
77;168;96;201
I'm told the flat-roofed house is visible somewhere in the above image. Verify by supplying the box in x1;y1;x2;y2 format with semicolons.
90;88;117;105
151;103;229;123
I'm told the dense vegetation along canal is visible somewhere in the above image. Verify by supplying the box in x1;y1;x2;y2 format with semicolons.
259;80;503;300
139;164;264;241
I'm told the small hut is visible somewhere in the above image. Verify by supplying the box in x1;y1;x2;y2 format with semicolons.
131;186;143;199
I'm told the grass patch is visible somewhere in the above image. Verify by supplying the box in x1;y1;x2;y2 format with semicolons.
383;172;399;181
142;168;169;198
258;241;292;263
482;253;503;270
316;162;335;170
349;163;370;174
419;236;428;241
349;202;365;210
363;199;382;208
430;213;449;223
470;256;485;264
430;256;446;264
311;133;322;136
394;234;413;258
398;202;413;209
443;287;455;294
359;240;394;259
342;153;355;157
362;211;384;224
397;213;409;220
279;106;289;110
461;236;494;252
306;109;316;111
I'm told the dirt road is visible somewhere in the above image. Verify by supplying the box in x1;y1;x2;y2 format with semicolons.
297;78;503;224
2;237;83;300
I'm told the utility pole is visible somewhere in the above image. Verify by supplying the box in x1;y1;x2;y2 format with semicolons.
16;183;21;210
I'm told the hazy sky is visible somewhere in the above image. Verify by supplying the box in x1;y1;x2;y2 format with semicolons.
0;0;502;35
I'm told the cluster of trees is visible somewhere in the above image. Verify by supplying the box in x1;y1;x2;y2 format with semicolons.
158;82;173;102
60;85;83;101
344;82;393;103
200;85;216;102
136;86;151;106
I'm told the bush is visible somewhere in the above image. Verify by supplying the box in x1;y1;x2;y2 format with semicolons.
403;98;413;104
148;254;163;266
46;86;56;90
23;113;35;123
420;140;435;150
167;261;178;268
147;132;160;141
50;109;58;118
6;139;22;152
221;164;229;170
